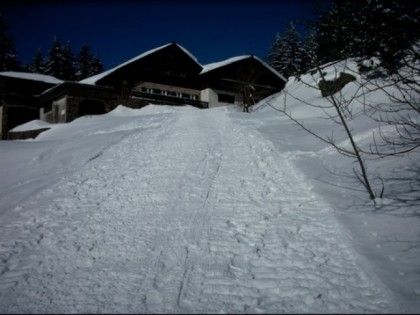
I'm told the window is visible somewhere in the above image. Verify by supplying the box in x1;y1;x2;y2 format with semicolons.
152;89;162;95
167;91;177;97
141;87;153;93
218;93;235;104
181;93;190;99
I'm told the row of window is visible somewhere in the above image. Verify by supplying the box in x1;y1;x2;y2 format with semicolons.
140;87;198;100
137;87;235;104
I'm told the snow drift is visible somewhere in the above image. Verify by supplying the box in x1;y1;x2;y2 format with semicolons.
0;58;419;313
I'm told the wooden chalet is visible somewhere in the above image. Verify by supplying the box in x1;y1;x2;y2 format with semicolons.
1;42;286;139
78;43;286;111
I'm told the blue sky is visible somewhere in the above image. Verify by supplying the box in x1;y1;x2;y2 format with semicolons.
1;1;322;70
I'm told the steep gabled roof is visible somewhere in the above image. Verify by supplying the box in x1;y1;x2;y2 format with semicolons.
80;42;201;85
0;71;63;85
200;56;252;74
200;55;287;82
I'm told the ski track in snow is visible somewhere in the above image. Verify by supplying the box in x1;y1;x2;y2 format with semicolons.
0;108;396;313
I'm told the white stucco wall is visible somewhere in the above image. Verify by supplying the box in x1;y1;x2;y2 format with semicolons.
0;105;3;138
200;88;243;108
52;96;67;123
39;107;45;121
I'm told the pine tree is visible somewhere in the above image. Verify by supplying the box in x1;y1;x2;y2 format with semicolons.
90;55;103;75
76;44;92;80
44;37;76;80
61;41;75;81
352;0;420;69
45;37;63;78
76;44;104;80
268;33;283;72
268;22;305;79
313;1;354;64
301;30;319;73
29;48;46;74
312;0;420;68
0;15;20;71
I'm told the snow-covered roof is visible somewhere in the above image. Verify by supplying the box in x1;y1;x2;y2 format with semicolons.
200;55;287;82
80;42;201;85
0;71;63;85
10;119;51;132
79;43;286;86
200;56;252;74
253;56;287;82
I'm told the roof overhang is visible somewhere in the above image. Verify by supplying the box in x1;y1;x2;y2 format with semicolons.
80;42;202;85
39;82;117;104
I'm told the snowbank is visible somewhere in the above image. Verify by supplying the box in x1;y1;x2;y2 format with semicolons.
248;57;420;311
0;57;419;313
10;120;52;132
106;104;186;117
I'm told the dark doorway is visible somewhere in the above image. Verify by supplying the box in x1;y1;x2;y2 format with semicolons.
2;105;39;139
78;100;105;116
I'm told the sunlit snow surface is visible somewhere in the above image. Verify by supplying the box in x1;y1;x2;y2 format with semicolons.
0;61;419;313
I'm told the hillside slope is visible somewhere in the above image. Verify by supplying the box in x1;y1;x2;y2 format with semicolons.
249;58;420;312
0;104;412;312
0;56;419;312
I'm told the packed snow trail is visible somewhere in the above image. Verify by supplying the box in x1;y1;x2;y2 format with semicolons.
0;107;397;313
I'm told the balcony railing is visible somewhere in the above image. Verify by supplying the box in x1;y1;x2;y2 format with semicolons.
130;90;208;109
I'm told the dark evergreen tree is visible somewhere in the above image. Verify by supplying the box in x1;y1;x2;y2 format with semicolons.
29;48;46;74
301;30;319;73
351;0;420;69
0;15;20;71
44;37;76;80
76;44;103;80
90;55;103;75
45;37;63;78
268;33;283;73
61;41;76;81
312;0;420;68
268;22;305;79
312;1;354;64
76;44;92;80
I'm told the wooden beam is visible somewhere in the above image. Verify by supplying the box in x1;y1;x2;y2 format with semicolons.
220;78;280;91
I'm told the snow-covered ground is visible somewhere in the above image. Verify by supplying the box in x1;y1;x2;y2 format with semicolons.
0;61;419;313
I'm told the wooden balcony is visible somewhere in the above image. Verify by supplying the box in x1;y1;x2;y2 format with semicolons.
130;90;208;109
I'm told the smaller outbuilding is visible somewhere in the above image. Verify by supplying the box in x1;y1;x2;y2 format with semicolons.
0;72;63;139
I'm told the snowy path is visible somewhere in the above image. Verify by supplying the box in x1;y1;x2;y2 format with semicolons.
0;107;396;313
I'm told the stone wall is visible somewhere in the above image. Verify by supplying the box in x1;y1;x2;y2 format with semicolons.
50;95;119;123
119;97;149;109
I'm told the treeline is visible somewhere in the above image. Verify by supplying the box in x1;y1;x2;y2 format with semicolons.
268;0;420;79
29;38;104;81
0;15;103;81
